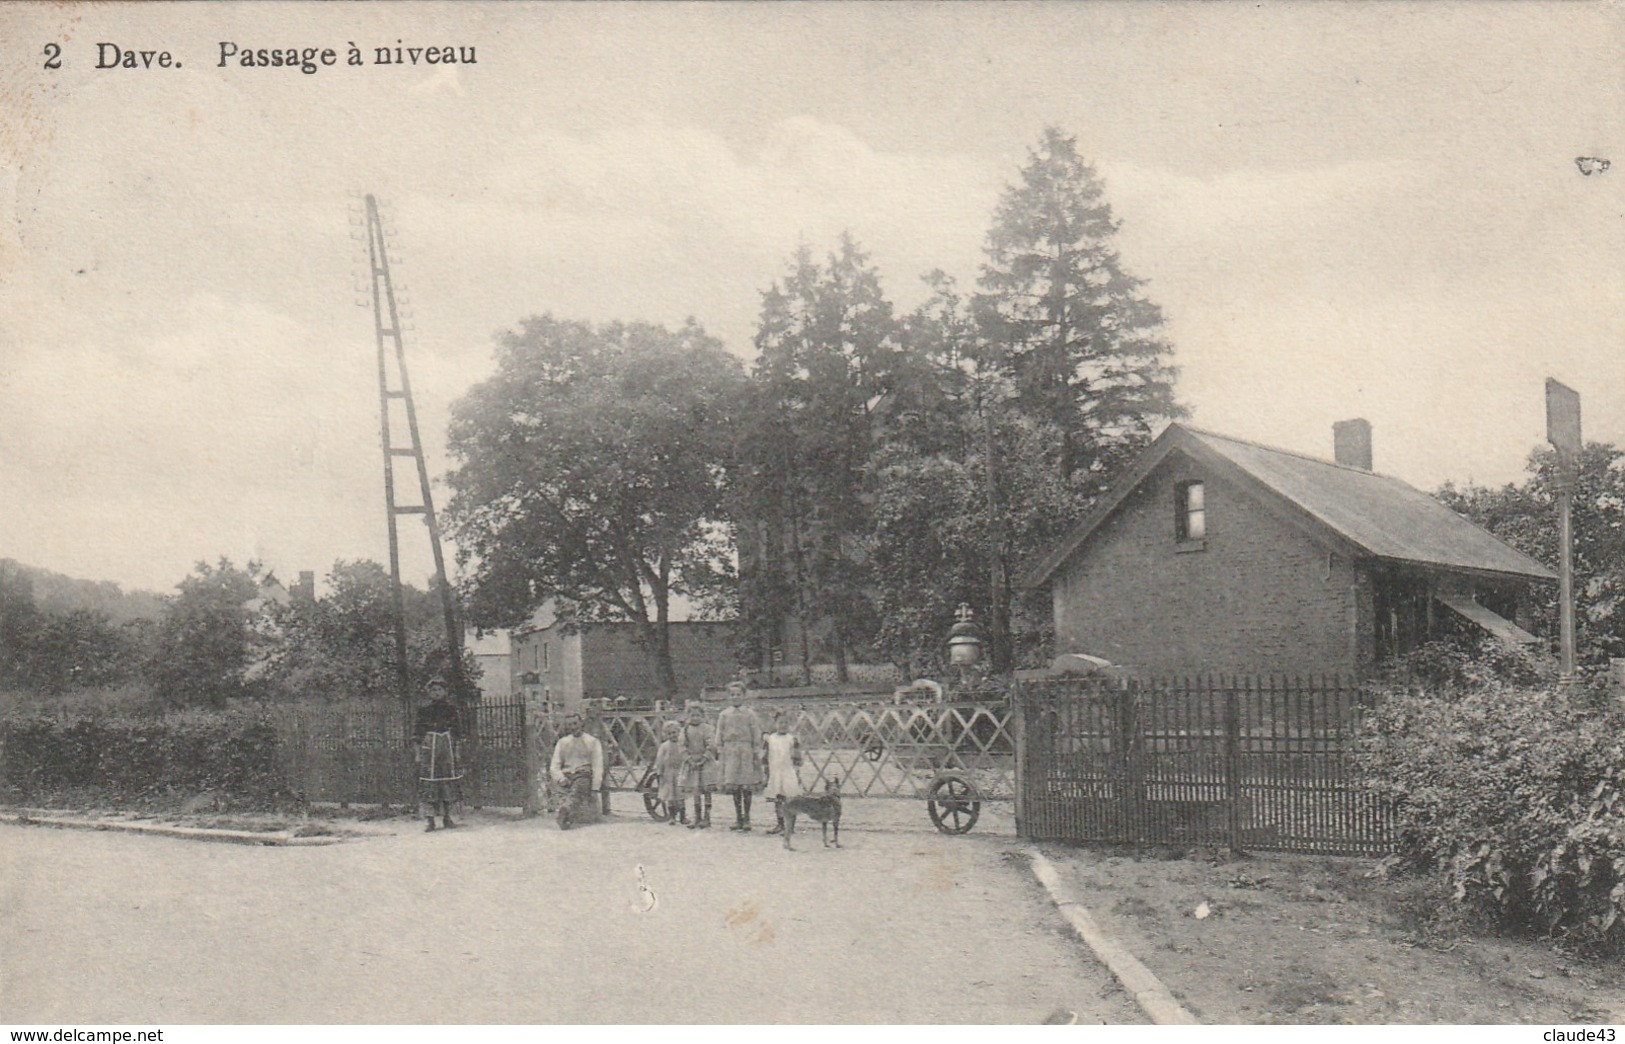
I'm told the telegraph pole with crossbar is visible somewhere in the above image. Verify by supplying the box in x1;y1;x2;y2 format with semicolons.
356;194;471;729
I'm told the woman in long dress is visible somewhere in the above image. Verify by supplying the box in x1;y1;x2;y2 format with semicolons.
761;710;803;836
412;682;464;832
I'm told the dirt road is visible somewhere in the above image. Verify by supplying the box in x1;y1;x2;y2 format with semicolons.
1;810;1141;1024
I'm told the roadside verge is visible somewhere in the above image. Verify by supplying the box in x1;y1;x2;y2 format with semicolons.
1026;848;1200;1025
0;808;347;847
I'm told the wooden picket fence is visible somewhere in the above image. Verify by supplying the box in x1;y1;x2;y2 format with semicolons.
275;697;532;809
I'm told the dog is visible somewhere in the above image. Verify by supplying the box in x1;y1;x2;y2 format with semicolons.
781;780;841;851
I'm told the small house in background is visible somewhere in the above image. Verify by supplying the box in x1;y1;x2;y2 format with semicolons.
509;603;738;715
1020;421;1557;679
464;629;511;702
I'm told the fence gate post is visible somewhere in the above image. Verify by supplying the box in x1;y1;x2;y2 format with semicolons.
1011;678;1026;837
522;702;541;816
1224;683;1242;853
1115;681;1140;851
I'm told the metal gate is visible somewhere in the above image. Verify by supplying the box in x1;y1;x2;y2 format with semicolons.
588;694;1016;833
1018;676;1395;855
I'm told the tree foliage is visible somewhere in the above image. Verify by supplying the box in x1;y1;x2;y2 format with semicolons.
446;316;744;693
0;565;140;695
260;560;463;704
146;558;266;709
735;237;899;681
976;126;1182;486
1438;442;1625;662
864;276;1087;673
733;129;1184;678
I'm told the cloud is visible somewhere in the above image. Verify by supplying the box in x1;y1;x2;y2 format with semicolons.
1;109;1004;589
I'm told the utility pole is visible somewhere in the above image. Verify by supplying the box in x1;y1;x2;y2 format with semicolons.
356;194;470;730
1546;378;1581;680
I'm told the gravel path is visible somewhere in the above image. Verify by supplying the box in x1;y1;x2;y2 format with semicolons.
1;809;1142;1024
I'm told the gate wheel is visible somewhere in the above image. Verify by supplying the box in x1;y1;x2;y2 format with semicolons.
640;768;670;822
927;774;980;834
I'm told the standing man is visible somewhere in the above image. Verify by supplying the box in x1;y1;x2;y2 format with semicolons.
412;680;465;832
715;681;764;831
550;714;605;830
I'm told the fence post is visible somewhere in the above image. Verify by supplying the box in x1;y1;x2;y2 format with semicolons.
1116;680;1140;853
586;704;612;816
522;702;541;816
1224;681;1242;854
1011;678;1025;837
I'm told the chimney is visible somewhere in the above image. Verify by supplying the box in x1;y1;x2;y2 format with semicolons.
1333;419;1372;471
294;570;316;602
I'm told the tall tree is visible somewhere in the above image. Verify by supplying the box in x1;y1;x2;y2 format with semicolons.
445;316;744;695
1438;442;1625;662
737;236;898;681
261;560;467;703
868;276;1085;674
976;126;1182;487
147;558;266;709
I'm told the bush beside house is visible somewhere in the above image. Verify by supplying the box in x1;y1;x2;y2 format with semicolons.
1358;649;1625;953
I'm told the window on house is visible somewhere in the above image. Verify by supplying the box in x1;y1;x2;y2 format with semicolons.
1176;481;1206;542
541;643;550;672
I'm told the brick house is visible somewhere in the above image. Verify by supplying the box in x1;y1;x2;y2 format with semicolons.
509;604;738;714
1019;421;1556;678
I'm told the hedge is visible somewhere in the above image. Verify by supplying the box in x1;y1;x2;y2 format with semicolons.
0;708;293;808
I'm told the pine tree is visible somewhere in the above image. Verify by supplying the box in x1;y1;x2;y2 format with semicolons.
737;236;898;681
976;126;1182;487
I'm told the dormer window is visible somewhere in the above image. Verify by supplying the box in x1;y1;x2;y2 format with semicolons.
1176;481;1206;543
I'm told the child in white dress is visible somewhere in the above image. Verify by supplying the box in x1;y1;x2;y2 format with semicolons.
761;710;803;836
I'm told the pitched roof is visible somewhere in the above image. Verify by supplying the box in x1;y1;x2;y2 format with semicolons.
1021;424;1557;587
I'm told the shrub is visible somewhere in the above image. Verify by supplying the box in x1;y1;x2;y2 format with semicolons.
0;706;292;809
1357;673;1625;953
1382;637;1551;691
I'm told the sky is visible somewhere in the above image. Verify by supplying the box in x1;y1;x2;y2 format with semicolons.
2;1;1623;596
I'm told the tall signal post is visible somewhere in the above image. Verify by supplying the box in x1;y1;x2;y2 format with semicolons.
356;194;469;725
1546;377;1581;680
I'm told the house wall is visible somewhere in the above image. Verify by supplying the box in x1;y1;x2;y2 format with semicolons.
471;653;511;701
510;627;583;715
580;623;738;701
511;622;737;712
1050;452;1364;678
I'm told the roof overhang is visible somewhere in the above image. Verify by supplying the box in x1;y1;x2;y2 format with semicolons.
1435;592;1541;647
